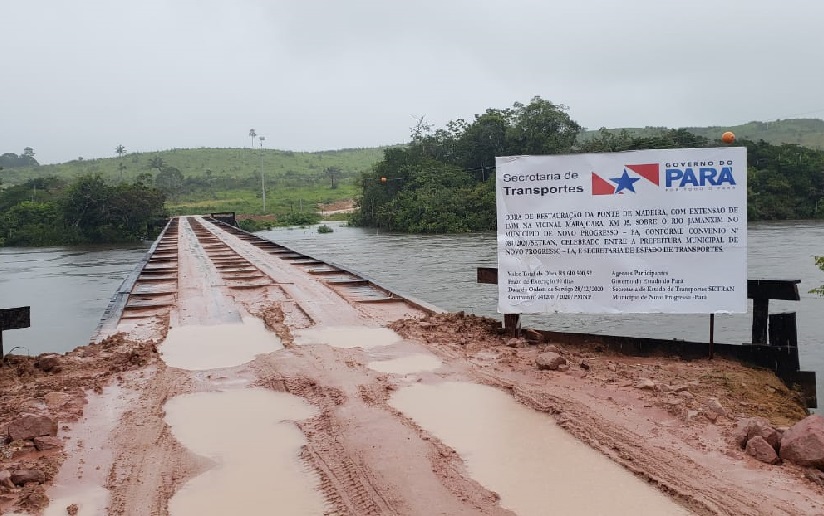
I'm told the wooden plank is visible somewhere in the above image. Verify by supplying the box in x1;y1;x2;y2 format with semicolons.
477;267;498;285
747;279;800;301
0;307;31;331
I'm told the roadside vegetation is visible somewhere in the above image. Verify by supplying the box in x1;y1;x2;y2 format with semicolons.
0;175;166;246
352;97;824;233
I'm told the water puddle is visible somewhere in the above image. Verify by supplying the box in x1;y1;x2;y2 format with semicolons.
160;317;282;370
43;487;108;516
164;388;326;515
389;382;691;516
42;384;132;516
294;326;401;349
367;353;442;374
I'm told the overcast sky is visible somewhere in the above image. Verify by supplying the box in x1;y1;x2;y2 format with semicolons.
3;0;824;164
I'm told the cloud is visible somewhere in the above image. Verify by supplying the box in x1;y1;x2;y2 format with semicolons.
2;0;822;163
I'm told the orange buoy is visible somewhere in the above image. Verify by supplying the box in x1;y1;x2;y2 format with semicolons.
721;131;736;144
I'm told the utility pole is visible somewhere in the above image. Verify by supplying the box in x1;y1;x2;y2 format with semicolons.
259;136;266;213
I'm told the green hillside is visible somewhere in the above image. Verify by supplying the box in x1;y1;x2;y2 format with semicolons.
1;147;385;216
582;119;824;149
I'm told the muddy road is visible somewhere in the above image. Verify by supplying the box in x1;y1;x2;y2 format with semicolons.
2;216;822;515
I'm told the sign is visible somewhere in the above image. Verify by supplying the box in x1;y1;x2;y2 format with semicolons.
0;307;30;331
496;147;747;314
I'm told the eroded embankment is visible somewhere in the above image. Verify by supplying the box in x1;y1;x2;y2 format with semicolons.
1;215;821;516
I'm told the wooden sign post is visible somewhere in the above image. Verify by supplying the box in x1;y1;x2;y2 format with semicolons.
0;307;31;363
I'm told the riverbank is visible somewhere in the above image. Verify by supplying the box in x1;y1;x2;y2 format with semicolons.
0;217;822;515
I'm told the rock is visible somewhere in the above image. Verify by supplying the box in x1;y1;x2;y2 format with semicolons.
606;362;617;372
0;470;14;490
505;338;520;348
67;503;79;515
674;385;690;392
677;391;694;400
10;469;45;486
705;410;719;423
635;378;656;390
685;410;700;422
656;383;673;393
35;354;60;372
535;352;566;371
734;417;780;450
705;398;727;419
557;363;570;372
805;468;824;487
34;436;63;451
746;436;780;464
523;329;544;343
545;344;560;353
7;414;58;441
579;360;590;371
44;392;71;409
779;414;824;468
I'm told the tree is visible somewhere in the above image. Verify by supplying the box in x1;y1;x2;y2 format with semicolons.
115;144;127;182
324;166;341;189
148;156;166;171
249;129;256;149
155;166;185;199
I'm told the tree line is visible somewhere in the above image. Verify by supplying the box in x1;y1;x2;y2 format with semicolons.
0;174;166;246
352;97;824;232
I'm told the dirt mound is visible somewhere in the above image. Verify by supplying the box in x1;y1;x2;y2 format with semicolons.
0;334;158;514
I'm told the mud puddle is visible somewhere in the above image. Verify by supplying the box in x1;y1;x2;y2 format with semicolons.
160;317;282;370
367;353;442;374
294;326;401;349
390;382;691;516
43;384;134;516
42;488;107;516
163;388;326;515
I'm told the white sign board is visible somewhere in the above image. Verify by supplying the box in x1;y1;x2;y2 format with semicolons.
496;147;747;314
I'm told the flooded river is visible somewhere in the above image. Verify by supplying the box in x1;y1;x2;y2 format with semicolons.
0;221;822;402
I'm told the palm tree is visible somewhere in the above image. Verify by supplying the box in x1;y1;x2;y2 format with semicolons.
115;144;127;182
249;129;256;149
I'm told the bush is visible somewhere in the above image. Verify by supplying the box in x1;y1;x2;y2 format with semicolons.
237;219;271;232
279;211;321;226
317;224;333;234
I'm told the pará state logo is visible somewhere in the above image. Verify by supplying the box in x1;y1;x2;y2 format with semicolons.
592;163;658;195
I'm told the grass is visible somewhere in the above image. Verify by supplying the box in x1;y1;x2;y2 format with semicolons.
581;118;824;149
2;146;382;217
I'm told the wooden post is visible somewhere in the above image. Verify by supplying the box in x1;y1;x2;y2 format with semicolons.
752;298;769;344
769;312;800;374
504;314;521;337
709;314;715;359
0;307;31;365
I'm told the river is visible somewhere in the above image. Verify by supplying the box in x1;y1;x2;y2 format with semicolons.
0;221;821;404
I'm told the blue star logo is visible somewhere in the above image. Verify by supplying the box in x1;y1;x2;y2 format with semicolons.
610;170;641;193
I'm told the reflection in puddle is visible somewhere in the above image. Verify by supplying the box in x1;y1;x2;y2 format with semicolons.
160;317;282;370
368;353;442;374
294;326;401;349
389;382;690;516
164;389;325;515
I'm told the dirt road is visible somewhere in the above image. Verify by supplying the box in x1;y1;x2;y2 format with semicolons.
2;216;822;515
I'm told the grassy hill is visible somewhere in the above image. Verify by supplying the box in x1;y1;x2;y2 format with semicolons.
3;117;823;217
582;118;824;149
1;147;386;216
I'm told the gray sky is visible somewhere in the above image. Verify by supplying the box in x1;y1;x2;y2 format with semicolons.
3;0;824;164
